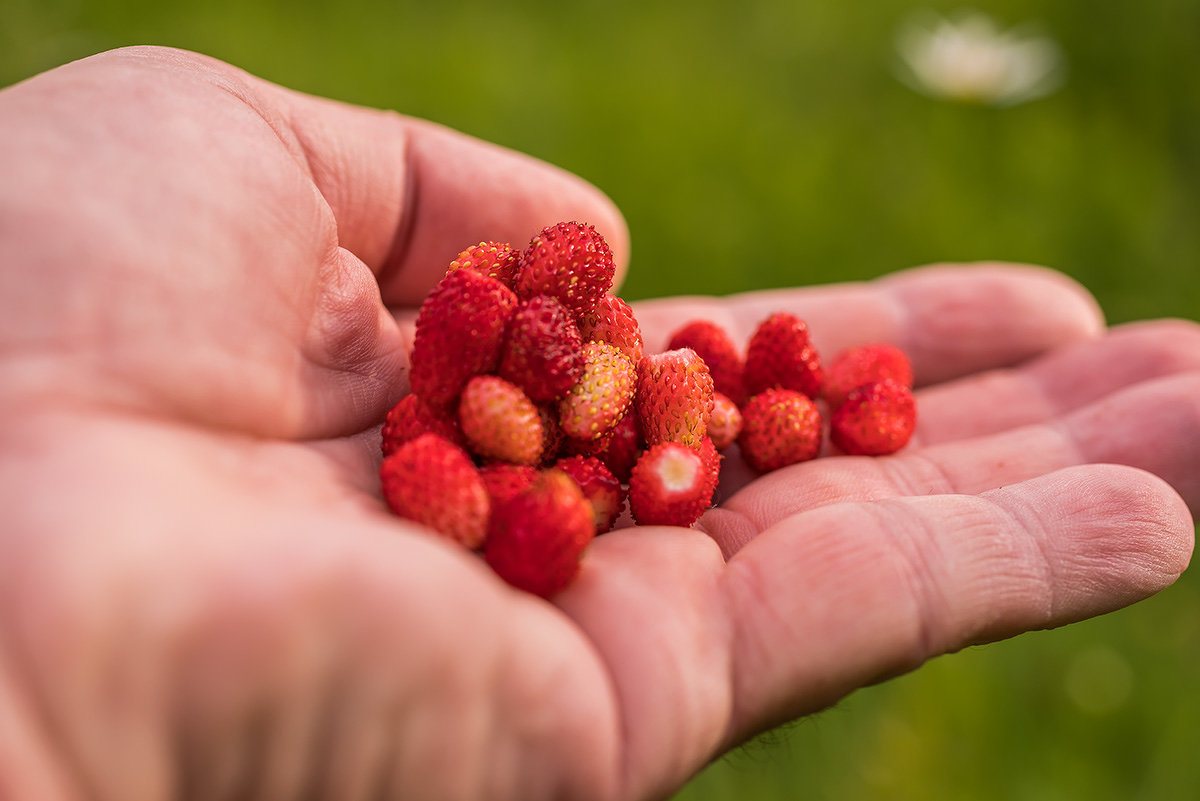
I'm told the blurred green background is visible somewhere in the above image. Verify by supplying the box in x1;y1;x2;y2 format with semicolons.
4;0;1198;797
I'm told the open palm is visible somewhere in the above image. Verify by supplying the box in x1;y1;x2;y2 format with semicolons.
0;47;1195;801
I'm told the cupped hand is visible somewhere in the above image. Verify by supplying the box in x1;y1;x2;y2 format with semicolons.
0;46;1195;801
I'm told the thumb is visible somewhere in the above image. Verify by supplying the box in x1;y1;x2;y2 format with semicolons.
247;75;631;307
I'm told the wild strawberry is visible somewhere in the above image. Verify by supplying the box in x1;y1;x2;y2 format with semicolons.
554;455;625;534
635;348;714;449
479;463;539;508
559;426;615;459
409;269;517;407
667;320;745;406
446;241;520;288
380;393;465;456
516;221;615;316
485;470;596;598
577;293;644;364
830;379;917;456
707;391;743;451
628;441;717;527
536;404;565;465
559;341;637;441
593;410;642;483
823;343;914;409
743;312;823;400
738;389;822;472
458;376;544;465
696;436;722;487
380;434;489;549
498;295;584;402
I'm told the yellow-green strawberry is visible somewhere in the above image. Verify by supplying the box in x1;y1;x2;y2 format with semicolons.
558;341;636;441
458;375;544;465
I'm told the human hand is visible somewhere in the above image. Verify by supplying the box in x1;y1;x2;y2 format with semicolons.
0;46;1195;801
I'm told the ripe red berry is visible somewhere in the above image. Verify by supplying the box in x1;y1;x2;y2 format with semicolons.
667;320;746;406
823;343;914;409
743;312;823;400
738;389;822;472
628;441;718;527
380;393;465;456
478;463;539;508
536;404;565;465
458;376;544;466
446;241;521;289
830;379;917;456
499;295;584;402
635;348;715;449
577;293;644;364
554;455;626;534
485;470;596;597
409;269;518;407
516;221;616;317
593;410;642;483
380;434;490;548
558;341;637;441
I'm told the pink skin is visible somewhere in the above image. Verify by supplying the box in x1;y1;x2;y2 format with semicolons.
0;46;1197;801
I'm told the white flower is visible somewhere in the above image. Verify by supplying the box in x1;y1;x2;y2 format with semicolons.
894;9;1065;106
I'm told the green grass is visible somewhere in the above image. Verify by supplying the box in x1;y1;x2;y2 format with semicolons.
4;0;1200;797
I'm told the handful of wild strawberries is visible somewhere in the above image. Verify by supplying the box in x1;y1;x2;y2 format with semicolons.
379;221;917;597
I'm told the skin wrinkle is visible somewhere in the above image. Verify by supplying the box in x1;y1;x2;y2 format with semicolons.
860;498;956;672
720;548;797;742
875;450;960;498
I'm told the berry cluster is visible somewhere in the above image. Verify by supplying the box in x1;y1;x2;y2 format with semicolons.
378;221;916;597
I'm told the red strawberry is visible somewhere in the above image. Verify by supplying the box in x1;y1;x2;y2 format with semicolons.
830;379;917;456
823;343;914;409
498;295;584;402
409;269;518;407
743;312;823;400
458;376;544;465
577;293;644;364
707;391;743;451
560;426;615;460
554;455;625;533
738;388;822;472
380;393;465;456
628;441;717;527
516;221;615;316
666;320;746;406
380;434;490;548
536;404;565;465
696;436;722;488
593;410;642;483
479;463;539;508
485;469;596;597
446;241;520;288
558;341;637;441
635;348;715;449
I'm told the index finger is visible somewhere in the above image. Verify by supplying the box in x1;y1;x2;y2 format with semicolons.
632;262;1103;385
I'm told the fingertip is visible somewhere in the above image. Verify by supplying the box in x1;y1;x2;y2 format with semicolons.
1037;463;1195;595
996;459;1196;630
